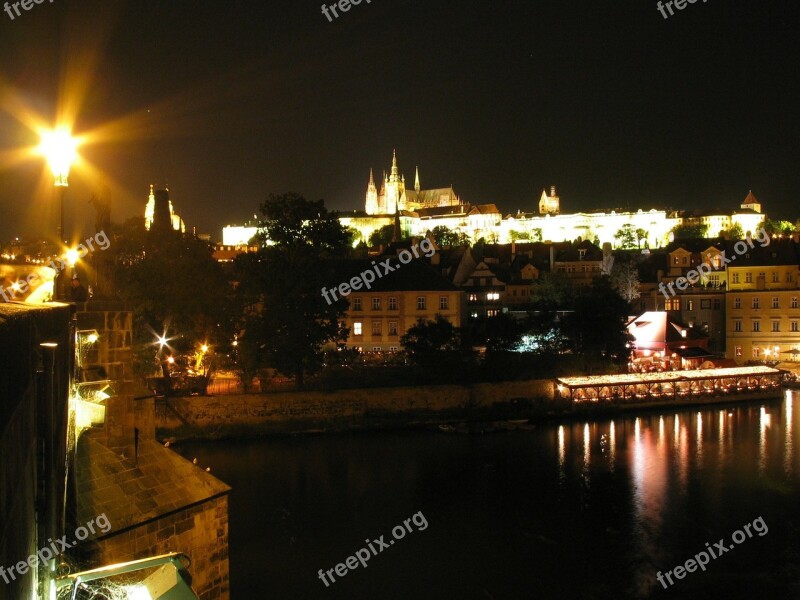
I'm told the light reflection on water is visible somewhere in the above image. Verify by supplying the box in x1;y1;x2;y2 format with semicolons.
179;391;800;600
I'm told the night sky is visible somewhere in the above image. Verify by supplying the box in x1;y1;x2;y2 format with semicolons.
0;0;798;242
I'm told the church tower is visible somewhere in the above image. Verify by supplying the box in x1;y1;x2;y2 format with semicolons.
384;150;406;214
365;169;379;215
539;185;560;215
414;166;420;194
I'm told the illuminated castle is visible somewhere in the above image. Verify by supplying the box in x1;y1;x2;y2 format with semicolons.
365;151;460;215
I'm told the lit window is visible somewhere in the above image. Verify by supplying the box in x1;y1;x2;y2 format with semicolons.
389;346;398;352
746;273;752;283
417;296;426;310
687;300;694;311
352;298;362;311
735;346;742;357
388;297;397;310
792;321;799;332
772;272;780;283
353;322;362;335
372;298;381;311
440;296;449;310
753;347;761;358
733;273;740;284
486;292;500;301
469;293;478;302
487;309;500;317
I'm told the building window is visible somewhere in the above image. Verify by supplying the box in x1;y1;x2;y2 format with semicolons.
792;321;799;332
789;273;795;283
389;346;398;352
372;298;381;311
752;298;760;309
734;321;742;332
746;273;752;283
682;257;688;265
417;296;426;310
439;296;449;310
713;299;721;310
687;300;694;311
665;298;680;311
486;292;500;301
487;309;500;317
353;322;363;336
792;297;798;309
753;347;761;358
468;293;478;302
772;297;780;309
772;321;781;332
734;297;741;309
753;321;760;332
389;321;398;336
772;272;780;283
373;346;381;352
735;346;742;357
372;321;381;336
733;273;740;284
388;297;398;310
352;298;362;311
701;299;711;309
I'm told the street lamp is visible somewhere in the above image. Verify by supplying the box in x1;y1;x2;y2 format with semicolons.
38;126;79;300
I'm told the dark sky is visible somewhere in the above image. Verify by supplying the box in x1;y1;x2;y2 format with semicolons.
0;0;798;242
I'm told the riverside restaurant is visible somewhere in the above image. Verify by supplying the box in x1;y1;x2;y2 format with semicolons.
556;366;783;404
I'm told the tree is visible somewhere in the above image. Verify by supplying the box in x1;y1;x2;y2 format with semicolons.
369;224;395;247
764;219;794;236
401;316;461;365
635;228;648;248
462;313;526;353
723;222;744;240
111;217;235;380
431;225;470;247
672;223;709;240
235;193;352;388
613;224;638;249
509;230;531;241
530;271;572;307
610;259;641;303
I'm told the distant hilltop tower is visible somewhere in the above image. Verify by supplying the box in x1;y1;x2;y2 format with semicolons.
740;190;762;213
144;184;186;233
539;185;560;215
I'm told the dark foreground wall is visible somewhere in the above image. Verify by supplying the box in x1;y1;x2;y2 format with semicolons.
156;379;559;439
0;303;72;600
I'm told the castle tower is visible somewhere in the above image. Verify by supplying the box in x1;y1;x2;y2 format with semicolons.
365;169;379;215
384;150;406;214
538;185;560;215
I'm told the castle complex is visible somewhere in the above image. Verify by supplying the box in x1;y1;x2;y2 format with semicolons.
222;151;765;248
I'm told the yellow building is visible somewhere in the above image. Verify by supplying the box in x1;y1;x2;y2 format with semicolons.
332;257;463;352
725;239;800;362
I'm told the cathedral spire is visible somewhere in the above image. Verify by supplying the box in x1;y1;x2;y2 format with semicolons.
414;166;420;193
390;149;399;182
368;168;375;187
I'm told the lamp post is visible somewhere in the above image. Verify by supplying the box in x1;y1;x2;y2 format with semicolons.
38;127;78;300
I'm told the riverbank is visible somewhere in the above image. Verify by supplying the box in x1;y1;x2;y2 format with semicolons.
155;378;786;441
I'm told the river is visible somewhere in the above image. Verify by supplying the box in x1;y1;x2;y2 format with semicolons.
177;391;800;599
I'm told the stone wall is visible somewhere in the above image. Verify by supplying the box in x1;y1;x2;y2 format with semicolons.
75;302;133;382
0;303;72;600
93;496;229;600
156;379;558;439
